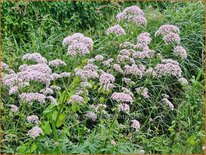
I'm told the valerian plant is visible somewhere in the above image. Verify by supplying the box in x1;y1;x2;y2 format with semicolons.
1;3;204;154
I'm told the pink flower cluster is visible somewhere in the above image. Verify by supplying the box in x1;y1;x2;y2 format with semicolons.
22;53;47;64
173;46;187;59
19;93;46;104
178;77;188;86
111;92;133;103
10;104;19;113
155;24;180;44
131;119;140;130
62;33;93;56
154;59;182;77
27;126;43;139
116;6;147;26
135;87;149;98
74;68;99;81
27;115;40;124
162;98;174;110
62;33;93;49
118;103;130;112
124;64;144;78
85;111;97;121
137;32;152;45
69;95;85;104
122;78;135;86
132;48;155;59
106;24;126;36
100;72;115;85
49;59;66;67
95;55;104;61
113;64;124;74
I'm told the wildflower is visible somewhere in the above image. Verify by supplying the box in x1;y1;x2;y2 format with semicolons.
174;46;187;59
9;86;18;95
27;126;43;139
95;55;104;61
137;32;152;45
85;111;97;121
162;94;169;99
113;64;124;74
155;24;180;36
102;83;115;91
116;12;126;21
122;78;135;85
122;87;134;98
10;104;18;113
106;24;126;36
120;42;135;49
22;53;47;64
124;6;144;16
67;43;90;56
117;55;130;63
62;33;84;46
178;77;188;86
60;72;71;78
20;64;52;74
19;93;46;104
130;15;147;26
111;140;116;146
18;70;51;86
162;98;174;110
102;58;114;67
62;33;93;50
51;73;61;80
111;92;133;103
50;85;61;91
145;67;157;77
74;68;99;80
136;87;149;98
132;49;155;59
8;69;15;74
119;49;131;56
69;95;85;104
47;96;58;105
154;61;182;78
80;82;92;89
95;104;107;111
99;73;115;85
118;103;130;112
124;64;143;78
88;58;95;64
83;64;98;71
163;32;180;44
2;73;18;88
161;59;179;65
131;119;140;130
49;59;66;67
27;115;39;124
2;62;9;70
40;88;54;95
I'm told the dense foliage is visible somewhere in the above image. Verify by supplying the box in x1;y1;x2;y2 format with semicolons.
1;1;205;154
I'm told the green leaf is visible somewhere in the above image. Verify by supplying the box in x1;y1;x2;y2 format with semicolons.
187;135;197;145
52;110;58;121
99;97;105;103
56;113;66;127
16;145;27;153
31;143;37;153
42;121;52;135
